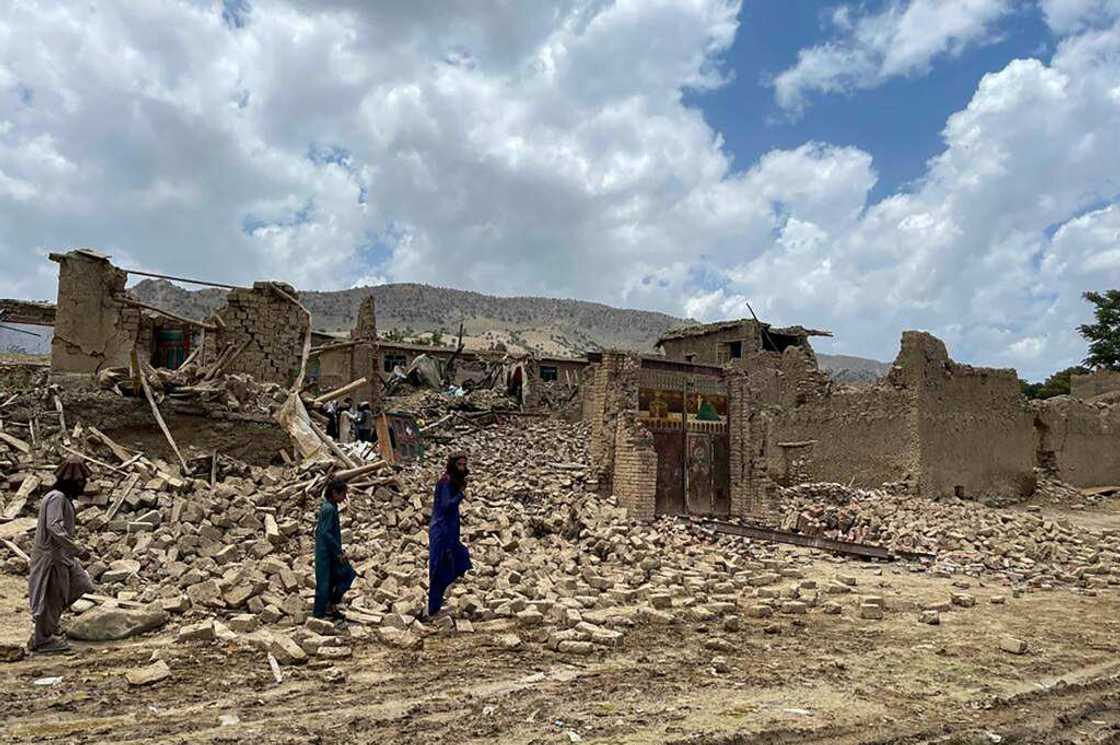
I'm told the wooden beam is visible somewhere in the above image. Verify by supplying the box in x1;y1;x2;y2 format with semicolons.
333;460;388;481
60;445;129;475
311;377;368;406
87;426;137;463
114;295;218;331
0;431;30;454
119;268;243;291
137;361;189;473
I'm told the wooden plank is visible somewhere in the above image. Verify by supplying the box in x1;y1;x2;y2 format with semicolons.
375;414;395;466
1;538;28;563
60;445;129;475
0;431;31;454
87;426;137;463
2;474;39;520
137;363;189;473
106;473;141;521
307;420;357;469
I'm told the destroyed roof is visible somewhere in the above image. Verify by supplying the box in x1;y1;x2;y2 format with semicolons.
655;318;832;346
770;325;833;338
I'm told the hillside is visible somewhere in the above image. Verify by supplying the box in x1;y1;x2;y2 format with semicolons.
125;278;889;378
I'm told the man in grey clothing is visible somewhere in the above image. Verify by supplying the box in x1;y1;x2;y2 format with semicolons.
27;456;95;653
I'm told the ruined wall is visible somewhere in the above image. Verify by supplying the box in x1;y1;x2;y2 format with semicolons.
350;295;379;406
660;323;761;366
316;346;354;393
587;353;639;492
49;250;140;374
764;386;917;491
727;370;780;521
1036;398;1120;487
895;332;1037;499
1071;370;1120;400
209;282;306;387
612;416;658;520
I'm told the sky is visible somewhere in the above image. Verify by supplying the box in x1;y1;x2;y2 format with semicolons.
2;0;1119;379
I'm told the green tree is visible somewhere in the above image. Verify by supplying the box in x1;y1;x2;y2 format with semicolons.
430;329;444;346
1079;290;1120;370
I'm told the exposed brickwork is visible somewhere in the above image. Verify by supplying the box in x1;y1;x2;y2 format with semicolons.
207;282;307;387
612;415;658;520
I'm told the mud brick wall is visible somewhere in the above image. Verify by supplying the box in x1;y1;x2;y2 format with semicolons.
896;332;1037;499
49;251;141;374
316;346;354;392
212;282;306;387
764;386;917;490
727;370;779;521
350;295;379;407
1071;370;1120;400
587;353;639;492
1036;398;1120;487
660;322;762;366
612;415;658;520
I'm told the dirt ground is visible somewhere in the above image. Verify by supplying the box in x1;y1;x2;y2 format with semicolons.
3;504;1120;745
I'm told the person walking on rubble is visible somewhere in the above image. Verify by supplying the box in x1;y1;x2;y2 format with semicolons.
27;456;96;653
313;478;356;620
427;453;472;618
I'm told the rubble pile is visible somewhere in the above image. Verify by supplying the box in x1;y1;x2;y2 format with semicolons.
779;481;1119;589
1;403;814;657
96;363;290;421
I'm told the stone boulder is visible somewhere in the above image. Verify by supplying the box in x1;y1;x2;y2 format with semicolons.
65;606;169;641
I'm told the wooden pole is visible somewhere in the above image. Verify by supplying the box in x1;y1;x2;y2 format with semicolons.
311;377;368;407
137;360;189;473
114;296;218;330
333;460;388;481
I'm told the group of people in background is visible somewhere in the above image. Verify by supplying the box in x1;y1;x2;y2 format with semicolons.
323;398;374;444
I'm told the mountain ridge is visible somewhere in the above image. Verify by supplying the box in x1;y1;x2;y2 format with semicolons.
124;279;889;381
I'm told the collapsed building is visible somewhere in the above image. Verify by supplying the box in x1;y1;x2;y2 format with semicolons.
587;318;1120;523
5;250;1118;524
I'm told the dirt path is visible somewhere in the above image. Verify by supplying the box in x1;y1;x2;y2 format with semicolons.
3;553;1120;745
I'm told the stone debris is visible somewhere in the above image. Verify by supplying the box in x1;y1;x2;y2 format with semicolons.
779;481;1120;589
126;659;171;686
999;636;1029;655
1;364;1117;669
65;607;169;642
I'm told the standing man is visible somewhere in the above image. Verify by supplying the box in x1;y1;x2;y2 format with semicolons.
427;453;472;618
28;456;95;653
314;478;356;619
355;402;373;443
338;402;356;444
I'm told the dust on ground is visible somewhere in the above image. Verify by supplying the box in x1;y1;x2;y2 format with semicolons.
3;512;1120;745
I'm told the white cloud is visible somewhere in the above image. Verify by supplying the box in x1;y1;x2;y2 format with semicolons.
1042;0;1120;33
1;1;1119;380
773;0;1013;115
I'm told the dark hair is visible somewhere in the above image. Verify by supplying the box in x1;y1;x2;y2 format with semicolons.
325;478;348;498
